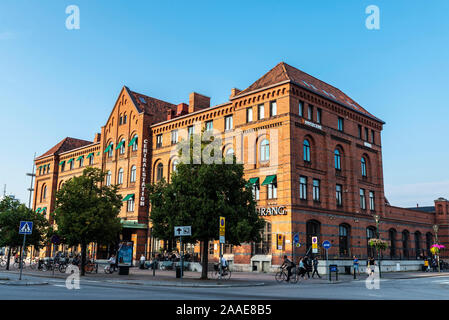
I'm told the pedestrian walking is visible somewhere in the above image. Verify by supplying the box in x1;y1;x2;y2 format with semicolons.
139;254;146;269
368;256;375;275
353;255;360;276
298;257;306;279
423;259;429;272
304;256;312;279
311;257;321;278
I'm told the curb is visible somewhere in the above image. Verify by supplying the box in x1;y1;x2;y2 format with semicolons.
104;280;267;288
0;280;49;286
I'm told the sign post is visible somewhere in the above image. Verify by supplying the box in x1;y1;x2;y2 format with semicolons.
293;233;299;262
312;236;318;254
219;217;225;280
174;226;191;279
18;221;33;281
322;240;332;280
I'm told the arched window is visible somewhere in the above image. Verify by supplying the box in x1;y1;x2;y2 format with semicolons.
415;231;421;258
334;149;341;170
339;224;350;257
426;232;433;256
79;157;84;167
131;135;138;151
117;168;124;185
260;139;269;162
303;139;311;162
306;220;320;253
41;185;47;202
172;159;179;173
361;157;367;177
366;227;376;258
389;229;397;258
156;163;163;181
106;171;112;186
130;166;136;183
402;230;409;258
119;139;126;155
58;180;64;191
108;143;114;158
123;113;127;124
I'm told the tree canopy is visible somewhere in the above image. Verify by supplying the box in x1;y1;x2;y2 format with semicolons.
148;132;265;279
52;167;123;275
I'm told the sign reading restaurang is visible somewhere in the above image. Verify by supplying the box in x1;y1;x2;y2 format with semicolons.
256;206;287;216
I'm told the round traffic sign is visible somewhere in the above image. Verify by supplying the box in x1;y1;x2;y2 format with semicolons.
322;240;331;249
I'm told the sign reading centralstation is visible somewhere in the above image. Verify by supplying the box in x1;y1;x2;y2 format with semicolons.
256;206;287;216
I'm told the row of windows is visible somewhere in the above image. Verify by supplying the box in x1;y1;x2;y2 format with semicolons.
38;164;51;175
298;100;376;143
61;156;94;172
105;166;137;186
246;101;277;122
106;135;138;157
251;177;277;200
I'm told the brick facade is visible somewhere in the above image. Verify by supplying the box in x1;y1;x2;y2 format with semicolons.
32;62;448;266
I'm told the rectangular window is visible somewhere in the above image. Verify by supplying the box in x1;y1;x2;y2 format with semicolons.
369;191;375;211
358;125;362;139
188;126;194;139
360;189;366;210
338;117;344;131
365;127;369;141
225;115;233;131
371;130;375;144
258;104;265;120
270;101;277;117
89;156;94;165
316;108;322;124
171;130;178;145
246;107;253;122
267;181;277;199
300;176;307;200
336;184;343;207
308;105;313;120
313;179;320;202
206;120;213;131
299;101;303;117
252;183;260;201
156;134;163;148
127;197;135;212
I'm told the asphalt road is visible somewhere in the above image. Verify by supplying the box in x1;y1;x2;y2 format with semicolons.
1;273;449;300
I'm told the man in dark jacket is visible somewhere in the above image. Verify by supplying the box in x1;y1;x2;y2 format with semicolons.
304;256;312;278
311;257;321;278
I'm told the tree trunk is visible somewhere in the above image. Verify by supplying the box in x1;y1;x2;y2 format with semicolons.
201;240;209;280
81;243;87;276
6;246;11;271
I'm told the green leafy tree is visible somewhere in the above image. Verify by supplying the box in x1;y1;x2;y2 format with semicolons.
0;196;51;270
52;167;123;276
148;132;265;279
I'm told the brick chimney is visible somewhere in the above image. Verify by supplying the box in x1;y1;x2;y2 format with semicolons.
230;88;241;99
94;133;101;143
176;103;189;116
167;109;175;120
189;92;210;113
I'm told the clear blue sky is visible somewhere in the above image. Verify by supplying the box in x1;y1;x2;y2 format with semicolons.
1;0;448;207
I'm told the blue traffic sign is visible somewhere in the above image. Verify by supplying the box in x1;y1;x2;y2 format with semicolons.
19;221;33;235
322;240;331;249
293;233;299;244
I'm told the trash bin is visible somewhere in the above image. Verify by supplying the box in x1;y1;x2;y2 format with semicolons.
344;266;351;275
176;266;181;278
118;266;129;275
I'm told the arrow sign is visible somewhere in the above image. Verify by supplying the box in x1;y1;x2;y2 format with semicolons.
19;221;33;235
293;233;299;244
174;226;191;237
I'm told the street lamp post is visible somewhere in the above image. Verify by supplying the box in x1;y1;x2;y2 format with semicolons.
433;224;440;272
373;214;381;278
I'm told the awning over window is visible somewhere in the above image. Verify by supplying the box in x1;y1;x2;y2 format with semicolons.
36;208;41;213
122;194;135;202
41;207;47;214
128;136;137;147
59;161;65;166
37;166;42;170
86;153;94;158
76;155;84;161
120;219;147;229
261;175;276;186
67;158;74;164
115;140;125;150
104;144;113;153
248;177;259;185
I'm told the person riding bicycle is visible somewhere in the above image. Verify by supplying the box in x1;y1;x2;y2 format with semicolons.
219;255;228;275
281;255;294;282
108;254;117;272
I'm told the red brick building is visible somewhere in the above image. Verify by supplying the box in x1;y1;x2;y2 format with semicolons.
32;62;448;270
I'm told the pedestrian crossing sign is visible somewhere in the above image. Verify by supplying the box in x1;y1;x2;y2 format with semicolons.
19;221;33;235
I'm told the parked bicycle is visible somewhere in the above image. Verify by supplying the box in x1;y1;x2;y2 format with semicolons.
275;266;298;284
104;264;117;274
84;261;98;274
